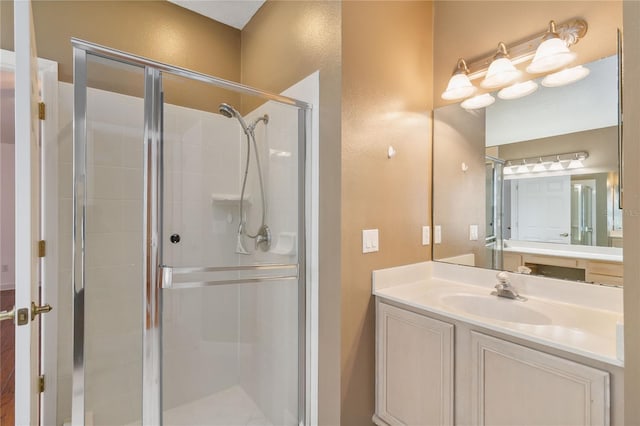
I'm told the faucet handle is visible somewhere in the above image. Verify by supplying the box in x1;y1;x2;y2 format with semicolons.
496;271;510;284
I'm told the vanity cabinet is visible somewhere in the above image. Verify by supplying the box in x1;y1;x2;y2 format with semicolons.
471;332;609;426
503;251;623;285
374;302;454;426
375;300;613;426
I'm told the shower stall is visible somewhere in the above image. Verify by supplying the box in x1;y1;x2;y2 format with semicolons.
70;39;311;425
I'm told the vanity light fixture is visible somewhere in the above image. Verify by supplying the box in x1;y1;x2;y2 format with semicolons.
498;80;539;100
527;20;580;74
441;59;477;101
531;158;548;172
516;160;531;174
504;151;588;174
441;19;588;107
481;42;522;89
461;93;495;110
541;65;591;87
567;153;586;169
548;158;566;171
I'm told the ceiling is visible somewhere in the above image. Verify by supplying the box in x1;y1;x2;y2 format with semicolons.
168;0;266;30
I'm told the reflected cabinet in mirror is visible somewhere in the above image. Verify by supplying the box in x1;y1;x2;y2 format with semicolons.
433;52;623;286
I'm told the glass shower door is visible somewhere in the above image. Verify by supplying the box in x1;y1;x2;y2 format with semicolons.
72;40;309;426
159;72;303;425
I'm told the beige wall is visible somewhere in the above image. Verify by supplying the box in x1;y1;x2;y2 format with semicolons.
432;104;487;263
341;2;433;424
434;1;623;108
241;2;343;424
2;0;242;112
623;1;640;423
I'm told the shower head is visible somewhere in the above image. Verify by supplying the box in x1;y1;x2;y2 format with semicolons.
218;103;237;119
218;103;249;134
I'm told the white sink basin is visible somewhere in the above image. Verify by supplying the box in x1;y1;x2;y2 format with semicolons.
440;294;553;325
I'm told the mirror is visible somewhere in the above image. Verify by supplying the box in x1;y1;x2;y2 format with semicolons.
433;54;623;286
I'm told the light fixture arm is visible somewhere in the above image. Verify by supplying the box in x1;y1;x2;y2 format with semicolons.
463;18;588;80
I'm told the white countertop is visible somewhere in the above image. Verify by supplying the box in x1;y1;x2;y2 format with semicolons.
504;240;623;263
373;261;623;367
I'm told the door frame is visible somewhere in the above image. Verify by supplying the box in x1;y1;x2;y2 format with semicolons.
2;47;59;426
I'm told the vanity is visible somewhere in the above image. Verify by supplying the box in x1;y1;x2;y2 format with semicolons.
503;240;623;285
372;261;623;426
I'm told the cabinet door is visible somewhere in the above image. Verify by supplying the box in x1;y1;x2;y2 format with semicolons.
471;332;610;426
375;302;454;426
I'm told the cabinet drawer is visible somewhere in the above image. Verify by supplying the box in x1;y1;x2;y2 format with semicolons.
586;272;623;286
587;261;623;277
503;253;522;272
523;254;578;268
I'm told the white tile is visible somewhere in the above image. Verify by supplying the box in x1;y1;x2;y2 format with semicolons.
86;199;123;234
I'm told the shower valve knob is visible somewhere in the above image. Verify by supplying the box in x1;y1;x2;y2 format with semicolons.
170;234;181;244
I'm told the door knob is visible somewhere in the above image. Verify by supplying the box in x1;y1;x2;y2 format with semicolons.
0;307;15;322
31;302;53;321
559;233;569;237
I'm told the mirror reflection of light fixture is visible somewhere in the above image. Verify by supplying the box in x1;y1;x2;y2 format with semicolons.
503;151;588;175
498;80;539;100
532;158;548;172
461;93;495;110
517;160;531;173
441;59;477;101
526;20;578;74
481;42;522;89
549;156;567;171
541;65;591;87
504;162;514;175
567;153;585;169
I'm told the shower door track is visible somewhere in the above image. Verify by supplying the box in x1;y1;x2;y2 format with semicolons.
71;38;311;426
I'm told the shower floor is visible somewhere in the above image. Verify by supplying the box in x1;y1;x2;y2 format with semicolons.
127;385;272;426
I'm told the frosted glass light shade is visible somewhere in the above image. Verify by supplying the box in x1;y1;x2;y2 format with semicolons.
481;57;522;89
542;65;590;87
441;73;477;101
526;38;577;74
549;161;566;171
461;93;495;110
567;159;584;169
498;80;539;100
532;162;548;172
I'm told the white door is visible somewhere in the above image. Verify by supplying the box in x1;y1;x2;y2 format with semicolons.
512;175;571;244
12;0;50;424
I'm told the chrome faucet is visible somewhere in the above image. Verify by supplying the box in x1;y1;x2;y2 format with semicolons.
492;272;527;301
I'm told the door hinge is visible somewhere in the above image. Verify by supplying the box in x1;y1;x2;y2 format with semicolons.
38;240;46;258
38;102;45;120
39;375;45;393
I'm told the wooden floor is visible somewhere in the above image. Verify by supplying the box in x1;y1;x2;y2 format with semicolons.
0;290;14;426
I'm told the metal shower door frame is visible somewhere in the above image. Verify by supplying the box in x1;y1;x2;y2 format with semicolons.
71;39;311;426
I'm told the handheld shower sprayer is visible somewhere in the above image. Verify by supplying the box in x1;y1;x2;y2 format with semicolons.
219;103;271;254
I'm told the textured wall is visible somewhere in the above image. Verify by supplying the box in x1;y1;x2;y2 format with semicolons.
341;2;434;424
2;0;242;112
241;2;342;424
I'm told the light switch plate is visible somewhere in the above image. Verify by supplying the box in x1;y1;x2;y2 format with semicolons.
434;225;442;244
469;224;479;241
422;226;430;245
362;229;379;253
